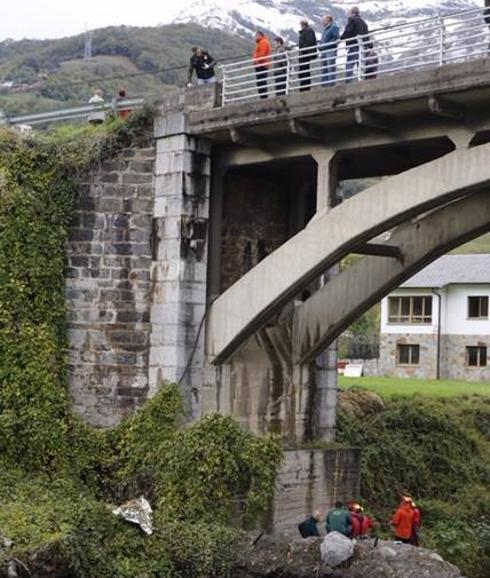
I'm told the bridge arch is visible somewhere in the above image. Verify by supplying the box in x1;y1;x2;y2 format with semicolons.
206;143;490;364
292;190;490;364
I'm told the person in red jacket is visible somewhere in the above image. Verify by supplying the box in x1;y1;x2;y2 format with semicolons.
391;496;415;543
253;31;272;99
349;503;374;538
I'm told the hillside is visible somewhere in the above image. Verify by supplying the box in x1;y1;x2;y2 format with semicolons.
0;24;252;115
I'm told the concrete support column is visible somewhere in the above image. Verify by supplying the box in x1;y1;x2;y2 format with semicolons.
313;150;340;442
150;111;211;419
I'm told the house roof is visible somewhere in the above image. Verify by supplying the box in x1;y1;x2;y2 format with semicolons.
401;254;490;288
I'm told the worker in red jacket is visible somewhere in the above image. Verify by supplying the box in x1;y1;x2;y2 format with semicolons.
391;496;415;543
349;503;374;538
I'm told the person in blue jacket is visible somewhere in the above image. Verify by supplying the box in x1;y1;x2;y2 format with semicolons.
320;14;340;87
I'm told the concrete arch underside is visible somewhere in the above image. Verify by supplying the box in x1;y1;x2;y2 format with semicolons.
292;190;490;364
206;144;490;364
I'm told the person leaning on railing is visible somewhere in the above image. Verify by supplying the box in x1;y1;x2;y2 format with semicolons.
340;6;369;83
298;19;318;92
320;14;340;87
272;37;288;96
253;31;272;99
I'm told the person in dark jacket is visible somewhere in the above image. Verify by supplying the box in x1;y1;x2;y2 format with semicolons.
340;6;369;83
320;14;340;86
187;47;216;86
364;39;379;79
298;19;317;91
326;501;352;537
298;510;322;538
272;37;288;96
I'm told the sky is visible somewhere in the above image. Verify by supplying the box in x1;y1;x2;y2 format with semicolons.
1;0;191;41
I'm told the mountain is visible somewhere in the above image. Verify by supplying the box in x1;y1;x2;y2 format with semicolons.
172;0;479;43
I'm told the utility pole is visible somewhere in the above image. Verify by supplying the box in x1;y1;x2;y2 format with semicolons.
84;30;93;60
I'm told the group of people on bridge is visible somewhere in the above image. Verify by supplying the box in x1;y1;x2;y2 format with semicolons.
299;496;421;545
187;6;378;99
253;6;378;98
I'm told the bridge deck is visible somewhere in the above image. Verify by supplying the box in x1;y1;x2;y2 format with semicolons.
189;58;490;140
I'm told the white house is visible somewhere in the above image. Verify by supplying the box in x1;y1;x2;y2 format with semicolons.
379;254;490;381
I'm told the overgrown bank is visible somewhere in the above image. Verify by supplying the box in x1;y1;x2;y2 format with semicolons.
336;389;490;578
0;119;282;577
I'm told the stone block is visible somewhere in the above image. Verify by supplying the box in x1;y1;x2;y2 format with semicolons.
122;173;154;185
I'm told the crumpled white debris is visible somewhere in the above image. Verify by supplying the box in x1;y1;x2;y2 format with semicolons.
112;496;153;535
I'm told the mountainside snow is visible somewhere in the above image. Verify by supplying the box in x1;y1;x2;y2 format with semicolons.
172;0;480;42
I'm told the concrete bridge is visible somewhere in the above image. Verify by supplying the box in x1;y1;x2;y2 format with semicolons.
67;58;490;444
62;55;490;530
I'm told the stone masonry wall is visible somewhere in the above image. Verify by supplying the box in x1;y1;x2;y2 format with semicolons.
220;174;288;292
441;334;490;381
379;333;438;379
380;333;490;381
66;147;155;427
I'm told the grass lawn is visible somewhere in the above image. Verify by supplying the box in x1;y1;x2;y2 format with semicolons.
338;375;490;398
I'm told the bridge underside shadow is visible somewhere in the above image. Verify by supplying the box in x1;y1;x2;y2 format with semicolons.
203;144;490;444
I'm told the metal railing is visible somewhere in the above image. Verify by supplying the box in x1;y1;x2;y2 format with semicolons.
0;98;144;128
221;6;490;106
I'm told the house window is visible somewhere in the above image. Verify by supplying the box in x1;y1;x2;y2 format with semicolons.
397;344;420;366
466;346;487;367
389;296;432;324
468;296;489;319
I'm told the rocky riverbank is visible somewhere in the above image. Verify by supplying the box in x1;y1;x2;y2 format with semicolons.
235;534;465;578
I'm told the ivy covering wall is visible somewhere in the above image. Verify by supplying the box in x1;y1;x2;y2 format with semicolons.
0;115;282;578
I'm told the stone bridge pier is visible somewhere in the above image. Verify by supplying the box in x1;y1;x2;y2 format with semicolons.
66;59;490;527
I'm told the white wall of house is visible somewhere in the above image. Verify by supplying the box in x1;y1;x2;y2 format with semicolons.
443;284;490;335
381;284;490;336
380;288;439;335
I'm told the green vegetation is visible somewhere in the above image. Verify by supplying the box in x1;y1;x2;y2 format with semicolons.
0;24;253;115
0;120;281;577
453;232;490;254
339;376;490;398
337;391;490;578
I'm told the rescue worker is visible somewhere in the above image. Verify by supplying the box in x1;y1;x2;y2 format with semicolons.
391;496;415;544
298;509;322;538
253;31;272;99
326;501;352;537
349;503;374;538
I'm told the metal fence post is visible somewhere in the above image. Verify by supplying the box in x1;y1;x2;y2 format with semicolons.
285;51;291;95
357;37;364;82
438;15;446;65
222;68;227;107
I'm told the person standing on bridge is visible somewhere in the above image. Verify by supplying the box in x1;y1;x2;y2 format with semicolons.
320;14;340;87
340;6;369;83
187;47;217;86
272;36;288;96
253;31;272;99
298;19;318;91
87;89;106;125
